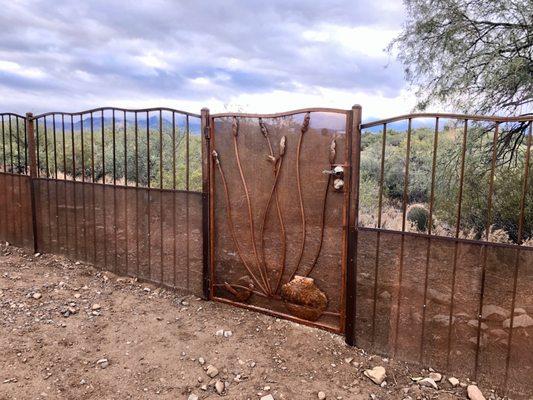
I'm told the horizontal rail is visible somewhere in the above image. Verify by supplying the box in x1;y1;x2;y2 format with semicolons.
0;112;26;119
32;176;203;195
361;112;533;128
211;107;350;119
32;106;201;119
359;226;533;252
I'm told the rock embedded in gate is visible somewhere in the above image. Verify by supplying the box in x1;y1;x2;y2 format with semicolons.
280;276;327;321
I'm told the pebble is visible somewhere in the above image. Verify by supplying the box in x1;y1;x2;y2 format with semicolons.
32;292;42;300
363;366;386;385
428;372;442;382
215;380;224;394
96;358;109;369
198;357;205;365
448;377;459;387
188;395;199;400
418;377;438;389
467;385;486;400
91;304;101;311
318;391;326;399
206;365;219;378
260;395;274;400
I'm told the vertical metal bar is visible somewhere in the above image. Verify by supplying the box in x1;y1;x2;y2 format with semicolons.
503;122;532;390
201;108;211;299
52;114;60;251
172;111;177;287
186;114;190;289
420;117;440;362
0;115;5;243
7;115;14;241
474;122;500;378
159;109;164;283
44;116;52;249
135;112;140;277
445;119;468;367
1;115;6;172
23;118;28;173
71;115;78;258
113;109;118;273
371;123;387;345
36;119;40;177
9;116;13;172
345;105;362;344
16;117;23;243
16;117;21;172
123;110;128;275
102;110;107;269
146;111;151;279
81;115;88;260
393;118;412;355
26;113;39;253
62;115;69;256
91;112;97;263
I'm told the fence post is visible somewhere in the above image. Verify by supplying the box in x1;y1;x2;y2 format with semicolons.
345;104;362;346
201;108;211;300
25;112;39;254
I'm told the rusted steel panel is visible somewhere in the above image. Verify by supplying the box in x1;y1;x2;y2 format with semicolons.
210;110;350;332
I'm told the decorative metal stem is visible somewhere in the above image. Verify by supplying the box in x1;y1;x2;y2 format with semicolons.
231;117;272;294
212;150;268;295
290;112;310;280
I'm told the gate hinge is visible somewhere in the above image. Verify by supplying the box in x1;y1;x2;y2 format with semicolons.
204;122;210;140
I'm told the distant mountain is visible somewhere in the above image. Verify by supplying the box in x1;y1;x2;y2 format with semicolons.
56;115;201;135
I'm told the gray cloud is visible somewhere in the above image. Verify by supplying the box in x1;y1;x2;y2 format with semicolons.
0;0;406;114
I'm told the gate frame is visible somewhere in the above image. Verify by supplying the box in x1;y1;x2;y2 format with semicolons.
203;106;363;334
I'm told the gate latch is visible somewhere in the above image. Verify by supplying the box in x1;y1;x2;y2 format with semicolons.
322;165;344;191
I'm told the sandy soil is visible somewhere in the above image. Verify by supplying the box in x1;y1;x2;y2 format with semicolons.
0;243;502;400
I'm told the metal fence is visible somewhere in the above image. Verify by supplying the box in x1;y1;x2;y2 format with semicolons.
0;108;205;295
353;113;532;398
0;107;531;398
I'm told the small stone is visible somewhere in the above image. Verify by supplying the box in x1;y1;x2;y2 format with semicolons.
318;391;326;400
32;292;42;300
96;358;109;369
448;377;459;387
260;395;274;400
363;366;386;385
418;377;438;389
344;357;353;364
206;365;219;378
74;293;81;299
467;385;486;400
188;395;199;400
223;330;233;338
428;372;442;382
198;357;205;365
91;304;101;311
215;380;224;394
215;329;224;336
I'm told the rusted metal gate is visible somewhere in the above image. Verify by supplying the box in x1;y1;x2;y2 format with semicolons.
204;107;361;333
1;107;532;398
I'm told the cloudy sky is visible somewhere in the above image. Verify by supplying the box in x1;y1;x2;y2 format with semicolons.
0;0;415;119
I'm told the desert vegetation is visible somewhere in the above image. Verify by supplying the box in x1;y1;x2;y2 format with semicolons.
358;120;533;245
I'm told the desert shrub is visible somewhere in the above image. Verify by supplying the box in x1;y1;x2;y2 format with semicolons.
407;204;430;232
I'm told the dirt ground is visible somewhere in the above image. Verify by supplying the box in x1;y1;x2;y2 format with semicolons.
0;243;504;400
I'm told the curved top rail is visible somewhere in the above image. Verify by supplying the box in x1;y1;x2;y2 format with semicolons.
32;106;201;119
361;112;533;129
211;107;350;119
0;112;26;119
